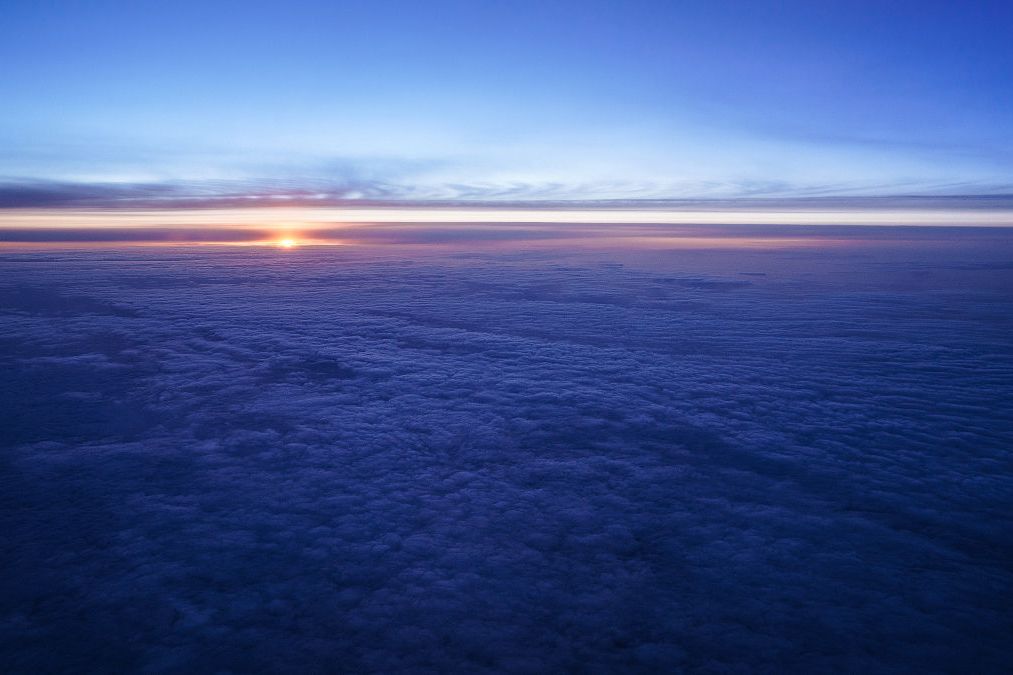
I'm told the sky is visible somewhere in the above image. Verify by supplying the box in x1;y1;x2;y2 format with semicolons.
2;0;1013;216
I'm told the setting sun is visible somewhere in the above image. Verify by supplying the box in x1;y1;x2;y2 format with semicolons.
277;237;297;248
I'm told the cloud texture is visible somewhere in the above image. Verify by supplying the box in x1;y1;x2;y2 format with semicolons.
3;179;1013;211
1;231;1012;672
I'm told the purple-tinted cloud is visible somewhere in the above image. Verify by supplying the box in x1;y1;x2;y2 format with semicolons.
1;234;1012;672
0;228;269;243
3;178;1013;211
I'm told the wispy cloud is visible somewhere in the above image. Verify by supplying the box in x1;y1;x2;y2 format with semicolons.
3;178;1013;212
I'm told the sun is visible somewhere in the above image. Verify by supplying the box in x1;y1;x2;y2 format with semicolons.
277;237;298;248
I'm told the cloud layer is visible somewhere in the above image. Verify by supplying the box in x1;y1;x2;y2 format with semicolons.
2;232;1012;672
3;178;1013;211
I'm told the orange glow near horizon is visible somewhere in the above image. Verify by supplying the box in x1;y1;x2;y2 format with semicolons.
2;208;1012;252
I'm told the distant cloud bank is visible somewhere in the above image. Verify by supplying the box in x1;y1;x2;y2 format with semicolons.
3;179;1013;239
3;178;1013;211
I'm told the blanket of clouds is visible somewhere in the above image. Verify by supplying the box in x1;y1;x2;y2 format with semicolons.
1;227;1012;673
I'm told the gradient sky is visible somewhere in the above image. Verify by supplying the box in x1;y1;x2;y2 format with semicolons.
2;0;1012;205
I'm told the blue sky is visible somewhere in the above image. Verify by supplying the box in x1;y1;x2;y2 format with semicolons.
2;0;1012;201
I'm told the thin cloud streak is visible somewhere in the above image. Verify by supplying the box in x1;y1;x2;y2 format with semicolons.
2;207;1013;238
3;178;1013;212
